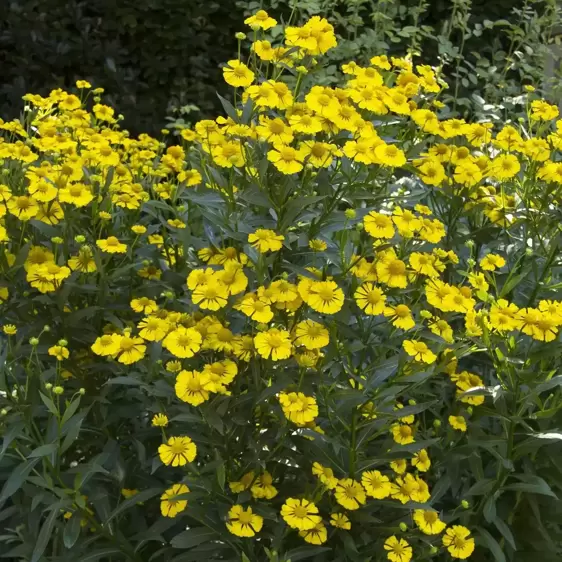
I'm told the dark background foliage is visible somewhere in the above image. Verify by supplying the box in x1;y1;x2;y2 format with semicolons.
0;0;555;134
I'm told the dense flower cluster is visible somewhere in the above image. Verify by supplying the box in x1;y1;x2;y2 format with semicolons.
1;10;562;562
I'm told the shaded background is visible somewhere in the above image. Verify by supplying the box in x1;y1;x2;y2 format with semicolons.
0;0;552;135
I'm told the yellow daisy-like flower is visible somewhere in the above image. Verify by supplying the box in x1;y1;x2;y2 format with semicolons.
312;462;338;489
294;319;329;350
248;229;285;253
226;505;263;538
306;280;344;314
391;423;415;445
48;345;69;361
411;449;431;472
96;236;127;254
384;535;413;562
480;253;506;271
280;498;321;530
244;9;277;30
299;522;328;544
449;415;467;432
160;483;189;517
364;211;395;238
163;327;202;358
354;283;386;315
402;339;437;364
158;436;197;467
442;525;475;559
175;370;210;406
254;328;292;360
330;512;351;530
413;509;446;535
334;478;366;510
361;470;392;499
152;413;169;427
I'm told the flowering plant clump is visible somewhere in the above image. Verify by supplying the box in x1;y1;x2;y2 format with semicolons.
1;11;562;562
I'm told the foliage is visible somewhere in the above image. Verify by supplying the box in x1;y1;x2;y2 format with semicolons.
0;0;242;135
239;0;562;116
2;11;562;562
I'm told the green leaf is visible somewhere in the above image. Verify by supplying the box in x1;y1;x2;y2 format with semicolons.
63;513;82;549
494;517;516;550
171;527;217;549
39;392;59;416
31;508;58;562
504;475;557;498
284;546;332;561
61;397;82;427
0;421;24;460
0;458;41;504
477;527;506;562
28;443;58;458
105;488;161;523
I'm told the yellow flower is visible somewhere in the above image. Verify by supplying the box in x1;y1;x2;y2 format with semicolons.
2;325;17;336
299;522;328;544
334;478;366;510
384;535;413;562
192;281;229;310
163;327;202;358
250;471;278;499
116;335;146;365
391;423;415;445
384;304;415;330
158;436;197;466
152;413;168;427
280;498;321;530
376;252;408;288
138;316;169;342
48;345;69;361
248;229;285;253
254;328;292;360
223;60;255;88
175;370;210;406
76;80;92;89
390;459;407;474
91;334;121;356
364;212;395;238
530;100;559;121
330;513;351;530
374;143;407;167
294;320;329;350
312;462;338;489
7;195;39;220
306;280;344;314
361;470;391;499
480;253;505;271
413;509;446;535
96;236;127;254
354;283;386;315
279;391;318;425
403;340;436;364
58;183;94;207
411;449;431;472
244;9;277;30
442;525;475;559
267;145;305;174
226;505;263;538
449;415;467;432
308;238;327;251
160;483;189;517
68;246;96;273
130;297;158;314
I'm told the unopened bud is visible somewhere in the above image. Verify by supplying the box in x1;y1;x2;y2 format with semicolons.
235;32;246;40
43;325;50;332
429;546;438;554
461;499;470;509
79;388;86;395
58;339;68;347
45;383;53;391
53;386;64;395
0;408;8;416
408;399;416;406
399;522;408;532
163;291;174;299
29;337;39;346
433;419;442;429
75;235;86;243
345;209;356;219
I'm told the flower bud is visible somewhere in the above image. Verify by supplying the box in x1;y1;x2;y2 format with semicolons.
420;310;432;319
142;260;150;266
58;339;68;347
75;235;86;243
296;65;308;75
345;209;356;219
399;522;408;532
51;236;64;244
433;419;442;429
53;386;64;395
235;32;247;40
466;258;476;267
461;499;470;509
163;291;174;299
467;406;473;415
29;337;39;346
281;272;289;280
408;399;416;406
356;223;364;231
45;383;53;391
429;546;438;554
0;408;8;416
43;325;50;332
464;240;475;248
79;388;86;395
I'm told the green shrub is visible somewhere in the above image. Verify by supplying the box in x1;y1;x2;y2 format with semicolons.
0;0;242;135
2;10;562;562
